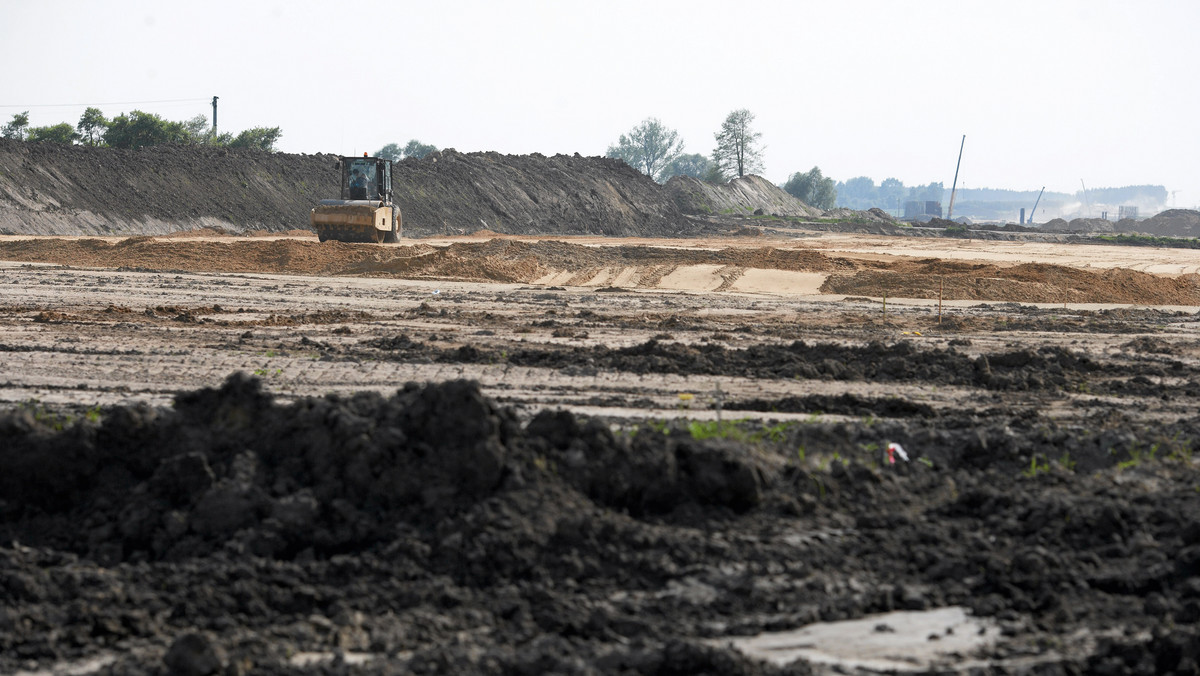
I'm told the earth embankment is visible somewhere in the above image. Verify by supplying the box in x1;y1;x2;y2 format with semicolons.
0;140;819;239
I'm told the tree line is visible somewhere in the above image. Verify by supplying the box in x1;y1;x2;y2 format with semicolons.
374;140;438;162
1;108;282;151
604;110;839;210
835;176;946;211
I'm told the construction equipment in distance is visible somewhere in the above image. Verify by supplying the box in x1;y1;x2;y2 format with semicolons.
310;155;401;243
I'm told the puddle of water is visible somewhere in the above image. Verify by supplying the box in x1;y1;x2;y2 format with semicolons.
715;606;998;672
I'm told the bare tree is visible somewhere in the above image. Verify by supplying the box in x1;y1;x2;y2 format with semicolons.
606;118;685;182
712;109;763;179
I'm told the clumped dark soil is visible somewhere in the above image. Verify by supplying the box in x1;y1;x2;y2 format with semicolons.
4;374;1200;673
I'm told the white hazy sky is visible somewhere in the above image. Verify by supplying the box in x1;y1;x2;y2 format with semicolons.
3;0;1198;208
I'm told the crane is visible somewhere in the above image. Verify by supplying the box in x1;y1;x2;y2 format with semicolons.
946;135;965;222
1028;187;1045;225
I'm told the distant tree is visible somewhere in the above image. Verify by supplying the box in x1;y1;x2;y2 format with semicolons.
606;118;685;182
76;107;108;146
402;139;437;159
2;111;30;140
702;163;728;184
377;139;437;161
104;110;188;149
376;143;403;162
660;153;713;181
228;126;282;151
712;109;763;179
878;177;905;212
835;176;877;209
27;123;79;144
182;114;213;144
784;167;837;210
909;182;944;203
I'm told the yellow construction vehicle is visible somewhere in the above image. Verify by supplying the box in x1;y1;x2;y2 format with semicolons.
310;155;401;243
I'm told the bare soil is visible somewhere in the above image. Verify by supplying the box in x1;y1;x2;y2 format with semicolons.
2;230;1200;673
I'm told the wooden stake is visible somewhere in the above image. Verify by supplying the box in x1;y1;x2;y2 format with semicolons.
938;278;944;323
882;286;887;321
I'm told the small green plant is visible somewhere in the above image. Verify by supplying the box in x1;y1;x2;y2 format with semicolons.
688;418;750;441
264;350;278;358
1057;452;1077;472
85;406;102;424
1023;454;1051;477
18;399;72;431
917;456;934;468
644;419;670;435
761;421;793;443
796;446;806;463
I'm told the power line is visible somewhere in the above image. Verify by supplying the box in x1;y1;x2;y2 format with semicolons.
0;98;210;109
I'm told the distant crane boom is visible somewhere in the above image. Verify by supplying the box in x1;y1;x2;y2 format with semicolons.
946;135;966;221
1029;186;1045;224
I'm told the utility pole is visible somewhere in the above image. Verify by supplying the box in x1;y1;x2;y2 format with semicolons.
1080;179;1090;218
946;135;965;221
211;96;219;135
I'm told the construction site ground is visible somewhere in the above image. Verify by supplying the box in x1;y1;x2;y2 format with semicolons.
4;229;1200;674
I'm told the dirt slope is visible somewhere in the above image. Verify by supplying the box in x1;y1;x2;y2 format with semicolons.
666;174;822;218
0;140;777;239
1120;208;1200;237
0;139;337;236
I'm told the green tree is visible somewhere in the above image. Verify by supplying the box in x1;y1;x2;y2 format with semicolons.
909;181;944;203
182;114;213;144
878;177;905;212
784;167;837;210
402;139;437;159
228;126;282;151
76;107;108;146
377;139;437;161
712;109;763;179
104;110;188;149
661;153;714;181
27;123;80;144
835;176;876;209
376;143;403;162
606;117;684;182
702;163;728;184
2;111;30;140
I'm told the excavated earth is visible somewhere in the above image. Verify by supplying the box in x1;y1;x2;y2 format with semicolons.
2;143;1200;674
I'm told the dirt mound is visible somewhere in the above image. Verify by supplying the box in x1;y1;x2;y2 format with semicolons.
0;139;337;236
0;140;760;239
822;258;1200;305
1069;217;1115;233
819;207;896;225
1119;208;1200;238
394;150;716;237
666;174;822;218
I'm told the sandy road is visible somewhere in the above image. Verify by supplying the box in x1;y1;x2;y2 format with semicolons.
0;261;977;417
